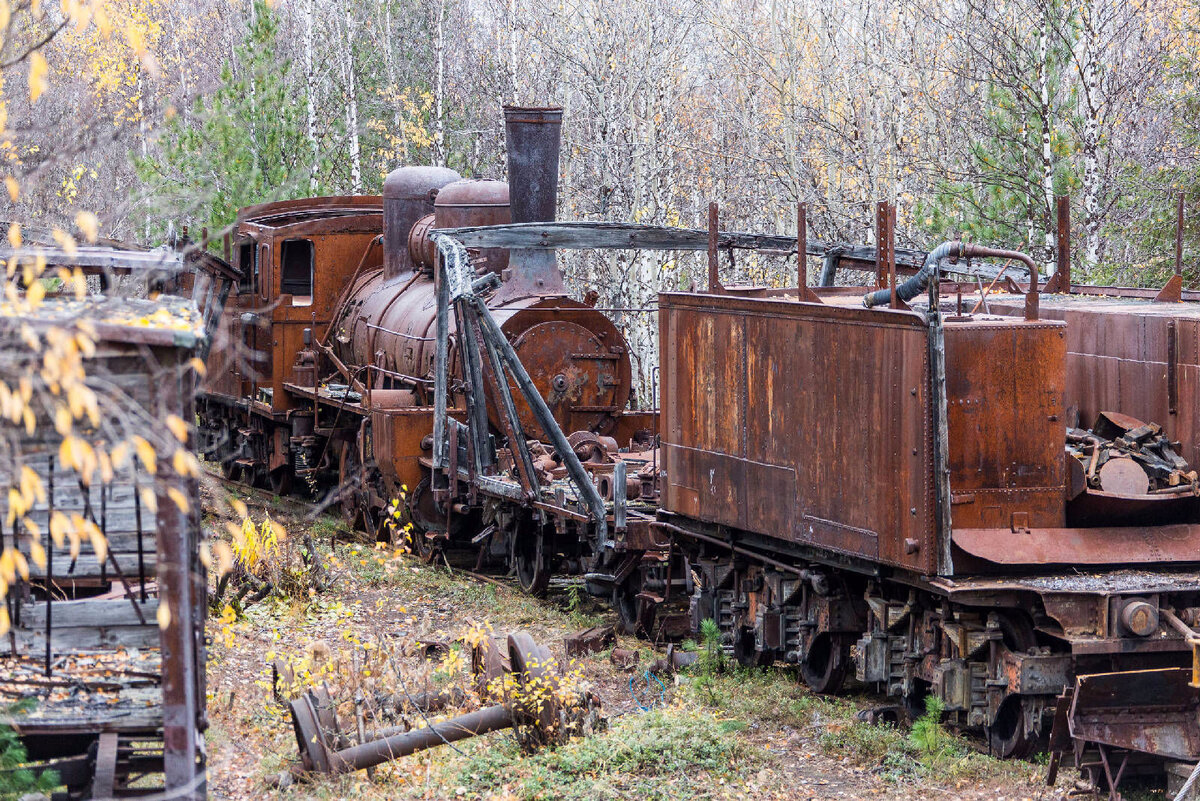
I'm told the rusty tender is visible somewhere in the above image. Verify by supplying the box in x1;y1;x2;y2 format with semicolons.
651;194;1200;797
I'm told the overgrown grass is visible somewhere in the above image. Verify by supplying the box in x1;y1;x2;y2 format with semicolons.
448;705;748;800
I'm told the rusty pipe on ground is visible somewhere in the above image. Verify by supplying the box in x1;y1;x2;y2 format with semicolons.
327;703;513;774
864;241;1040;320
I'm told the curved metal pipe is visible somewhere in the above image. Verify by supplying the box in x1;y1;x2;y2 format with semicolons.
863;241;1040;320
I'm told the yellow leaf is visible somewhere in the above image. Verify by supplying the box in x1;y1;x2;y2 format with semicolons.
88;524;107;563
214;541;234;577
74;212;99;243
0;607;10;636
110;441;129;468
198;542;212;569
98;450;113;484
51;228;76;256
166;414;187;442
140;486;157;514
53;404;72;436
132;435;156;474
0;2;10;34
172;449;198;478
3;177;17;202
20;465;44;504
230;498;248;520
26;279;43;308
188;357;207;377
157;600;171;630
167;487;189;513
7;223;21;248
49;511;68;547
12;550;27;582
28;52;47;102
29;540;45;570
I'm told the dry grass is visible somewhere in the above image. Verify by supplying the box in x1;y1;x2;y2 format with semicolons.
202;485;1075;799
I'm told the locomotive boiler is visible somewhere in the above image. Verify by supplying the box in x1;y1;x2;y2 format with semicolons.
198;107;655;569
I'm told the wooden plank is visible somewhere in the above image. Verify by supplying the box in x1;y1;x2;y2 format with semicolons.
92;731;118;800
29;551;158;580
13;624;159;652
437;222;930;269
20;598;157;628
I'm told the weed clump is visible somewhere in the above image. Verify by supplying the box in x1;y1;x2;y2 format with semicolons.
451;705;747;800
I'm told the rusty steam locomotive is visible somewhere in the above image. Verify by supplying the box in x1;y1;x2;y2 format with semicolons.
198;107;663;618
201;101;1200;788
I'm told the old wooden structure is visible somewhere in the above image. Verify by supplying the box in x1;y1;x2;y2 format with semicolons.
0;244;233;799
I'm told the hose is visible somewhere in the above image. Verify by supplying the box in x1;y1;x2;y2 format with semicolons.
863;241;958;308
862;241;1041;320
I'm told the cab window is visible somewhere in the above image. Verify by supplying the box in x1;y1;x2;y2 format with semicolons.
280;239;314;306
236;241;256;295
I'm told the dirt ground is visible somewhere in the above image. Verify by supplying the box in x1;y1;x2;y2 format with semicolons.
202;480;1091;800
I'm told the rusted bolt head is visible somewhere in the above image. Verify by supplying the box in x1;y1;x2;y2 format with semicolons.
1120;600;1159;637
904;538;920;554
420;434;434;451
552;374;568;392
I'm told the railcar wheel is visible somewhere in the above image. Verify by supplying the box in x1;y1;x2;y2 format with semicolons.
337;442;378;535
613;571;657;637
221;459;241;482
513;528;549;596
801;632;850;694
988;694;1037;759
733;628;773;667
268;465;293;496
406;478;453;563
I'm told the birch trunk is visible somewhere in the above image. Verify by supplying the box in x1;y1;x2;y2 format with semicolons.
344;0;362;193
433;0;447;167
1039;18;1054;272
305;0;318;193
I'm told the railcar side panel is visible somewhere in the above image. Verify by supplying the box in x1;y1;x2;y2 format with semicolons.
660;293;936;573
943;320;1067;530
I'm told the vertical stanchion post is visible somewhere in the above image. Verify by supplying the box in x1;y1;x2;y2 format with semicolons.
707;202;723;294
796;202;820;303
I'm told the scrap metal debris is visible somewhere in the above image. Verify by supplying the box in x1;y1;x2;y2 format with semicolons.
1067;411;1197;496
274;632;603;783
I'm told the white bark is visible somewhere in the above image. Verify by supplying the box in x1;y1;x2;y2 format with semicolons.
1040;16;1054;271
305;0;318;193
344;0;362;193
433;0;447;167
1078;0;1102;269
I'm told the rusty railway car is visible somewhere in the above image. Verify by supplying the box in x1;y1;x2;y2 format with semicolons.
654;232;1200;786
0;245;231;799
196;107;660;604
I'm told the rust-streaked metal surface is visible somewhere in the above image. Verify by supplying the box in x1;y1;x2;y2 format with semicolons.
953;524;1200;565
943;319;1067;530
495;106;566;304
987;293;1200;471
433;179;511;276
383;167;462;280
1068;668;1200;761
659;292;935;573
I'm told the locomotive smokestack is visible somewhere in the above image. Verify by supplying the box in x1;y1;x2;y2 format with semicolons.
496;106;566;301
